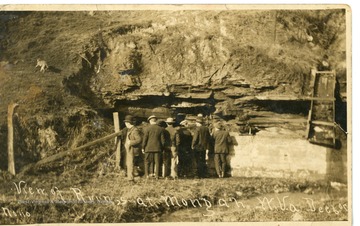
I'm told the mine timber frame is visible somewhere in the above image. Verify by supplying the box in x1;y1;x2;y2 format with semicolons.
306;69;337;148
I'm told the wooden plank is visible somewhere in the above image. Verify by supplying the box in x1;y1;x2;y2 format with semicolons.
311;120;335;127
113;112;121;170
332;72;337;145
304;97;336;101
7;103;19;175
305;108;313;139
35;131;123;166
306;70;317;139
312;70;336;74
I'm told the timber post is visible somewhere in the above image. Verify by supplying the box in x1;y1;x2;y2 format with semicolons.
8;103;19;176
113;112;121;170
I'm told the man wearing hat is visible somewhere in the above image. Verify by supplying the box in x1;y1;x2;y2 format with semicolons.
212;121;232;178
142;115;165;179
123;115;142;181
177;120;193;178
191;116;211;178
164;117;180;179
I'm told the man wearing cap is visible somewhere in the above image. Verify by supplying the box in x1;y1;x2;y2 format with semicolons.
164;117;180;179
123;115;142;181
212;121;232;178
192;116;211;178
142;115;165;179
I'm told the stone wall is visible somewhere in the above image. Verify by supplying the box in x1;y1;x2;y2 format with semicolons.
226;132;347;182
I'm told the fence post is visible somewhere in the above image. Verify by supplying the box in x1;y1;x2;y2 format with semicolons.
8;103;19;176
113;112;121;170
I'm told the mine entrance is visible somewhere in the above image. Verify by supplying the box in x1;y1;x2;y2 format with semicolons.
306;70;338;148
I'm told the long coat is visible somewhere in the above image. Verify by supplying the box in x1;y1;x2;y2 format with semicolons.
212;129;231;154
177;127;192;150
192;125;211;151
165;125;180;148
125;126;142;156
142;124;165;153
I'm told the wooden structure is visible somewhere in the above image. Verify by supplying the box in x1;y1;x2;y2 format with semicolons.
35;130;122;166
113;112;121;170
34;112;122;168
18;112;123;175
8;103;19;175
306;69;337;147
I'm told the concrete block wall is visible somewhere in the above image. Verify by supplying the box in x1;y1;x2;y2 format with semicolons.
225;133;347;181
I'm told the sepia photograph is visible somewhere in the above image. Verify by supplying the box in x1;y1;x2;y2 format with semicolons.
0;4;351;224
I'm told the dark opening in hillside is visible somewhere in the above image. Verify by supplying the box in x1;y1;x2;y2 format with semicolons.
251;100;311;115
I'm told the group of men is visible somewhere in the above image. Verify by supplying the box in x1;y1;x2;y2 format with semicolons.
120;114;232;181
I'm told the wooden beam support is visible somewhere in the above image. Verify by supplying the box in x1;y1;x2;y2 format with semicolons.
113;112;121;170
311;120;335;127
7;103;19;176
304;97;336;102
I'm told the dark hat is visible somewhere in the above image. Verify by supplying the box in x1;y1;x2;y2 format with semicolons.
124;115;135;123
147;115;157;121
157;120;167;128
165;117;175;124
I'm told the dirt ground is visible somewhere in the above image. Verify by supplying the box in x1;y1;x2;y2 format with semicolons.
0;171;348;223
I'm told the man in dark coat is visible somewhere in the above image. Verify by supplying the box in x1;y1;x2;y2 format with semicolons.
124;115;142;181
212;121;232;178
120;126;128;170
142;115;165;179
191;117;211;178
177;120;193;178
164;117;180;179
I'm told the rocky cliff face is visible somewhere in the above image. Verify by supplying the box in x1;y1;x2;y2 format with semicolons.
62;10;346;120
